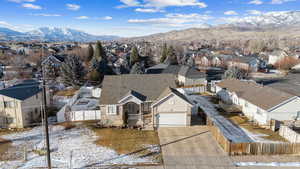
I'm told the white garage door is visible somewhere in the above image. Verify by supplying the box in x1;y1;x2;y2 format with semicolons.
157;113;187;127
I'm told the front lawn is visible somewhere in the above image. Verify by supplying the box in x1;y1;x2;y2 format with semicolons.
91;127;162;163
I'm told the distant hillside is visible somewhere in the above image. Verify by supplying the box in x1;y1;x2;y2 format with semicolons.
124;11;300;43
0;27;120;42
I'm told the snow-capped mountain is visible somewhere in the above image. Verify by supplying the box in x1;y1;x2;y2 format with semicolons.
0;27;120;42
226;11;300;29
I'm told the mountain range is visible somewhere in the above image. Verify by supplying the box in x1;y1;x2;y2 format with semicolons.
1;11;300;42
127;11;300;42
0;27;120;42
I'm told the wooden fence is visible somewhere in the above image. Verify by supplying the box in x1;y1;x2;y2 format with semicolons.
208;117;300;155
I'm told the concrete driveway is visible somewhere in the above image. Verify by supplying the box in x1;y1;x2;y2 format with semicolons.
158;126;234;169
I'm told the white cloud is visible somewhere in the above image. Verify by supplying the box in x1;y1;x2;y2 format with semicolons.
118;0;207;8
224;10;238;15
75;16;89;20
135;8;164;13
7;0;35;3
31;13;61;17
270;0;295;4
144;0;207;8
66;4;81;11
0;21;13;27
247;10;262;15
22;3;42;9
102;16;113;20
248;0;263;5
121;0;140;6
128;13;213;27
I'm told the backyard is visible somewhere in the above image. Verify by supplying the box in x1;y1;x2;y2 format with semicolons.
217;106;287;142
0;122;162;169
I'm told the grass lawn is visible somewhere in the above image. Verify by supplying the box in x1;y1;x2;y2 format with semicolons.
90;126;162;163
55;88;78;97
220;112;287;142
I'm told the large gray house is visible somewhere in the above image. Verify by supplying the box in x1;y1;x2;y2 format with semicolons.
100;74;194;129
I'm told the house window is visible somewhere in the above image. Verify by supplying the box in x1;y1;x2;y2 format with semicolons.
108;105;117;115
4;101;14;108
36;94;39;100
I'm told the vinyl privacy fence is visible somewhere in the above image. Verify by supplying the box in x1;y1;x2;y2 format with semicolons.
68;110;101;122
279;126;300;143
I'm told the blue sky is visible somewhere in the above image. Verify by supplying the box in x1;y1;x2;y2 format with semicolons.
0;0;299;37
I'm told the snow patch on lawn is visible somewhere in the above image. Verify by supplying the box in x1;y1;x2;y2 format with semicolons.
236;162;300;167
0;125;156;169
241;128;284;143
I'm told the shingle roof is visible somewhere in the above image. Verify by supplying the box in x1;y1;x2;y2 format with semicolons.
0;80;41;101
163;65;206;79
100;74;177;105
156;87;193;105
217;79;296;111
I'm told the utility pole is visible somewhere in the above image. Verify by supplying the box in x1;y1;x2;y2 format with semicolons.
42;52;52;169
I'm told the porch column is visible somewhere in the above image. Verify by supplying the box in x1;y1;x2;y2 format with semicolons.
140;104;143;125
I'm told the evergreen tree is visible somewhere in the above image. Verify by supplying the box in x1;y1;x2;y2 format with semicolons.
94;41;106;61
130;46;140;66
0;68;3;79
130;62;145;74
86;43;94;62
165;46;178;65
223;67;248;80
160;43;168;63
61;55;86;87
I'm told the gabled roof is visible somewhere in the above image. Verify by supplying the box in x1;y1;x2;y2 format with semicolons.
162;65;206;79
100;74;176;105
217;79;296;111
0;80;41;101
153;87;193;107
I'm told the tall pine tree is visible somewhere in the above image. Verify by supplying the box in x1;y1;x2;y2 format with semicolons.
94;41;106;61
160;43;168;63
86;43;94;62
130;46;140;66
61;55;86;87
165;46;178;65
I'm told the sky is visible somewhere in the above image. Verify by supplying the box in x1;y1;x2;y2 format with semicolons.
0;0;299;37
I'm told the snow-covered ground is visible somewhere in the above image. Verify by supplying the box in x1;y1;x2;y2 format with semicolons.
236;162;300;167
0;125;158;169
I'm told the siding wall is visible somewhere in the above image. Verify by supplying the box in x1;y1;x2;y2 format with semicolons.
270;98;300;121
153;94;192;127
0;92;42;128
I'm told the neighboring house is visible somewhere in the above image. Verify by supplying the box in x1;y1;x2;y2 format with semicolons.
0;80;45;128
162;65;207;86
145;63;168;74
227;56;264;72
267;50;288;65
41;55;65;67
215;79;300;128
99;74;193;129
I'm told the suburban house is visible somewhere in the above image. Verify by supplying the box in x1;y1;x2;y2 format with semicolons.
99;74;194;129
227;56;265;72
0;80;46;128
215;79;300;129
162;65;207;86
267;50;289;65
